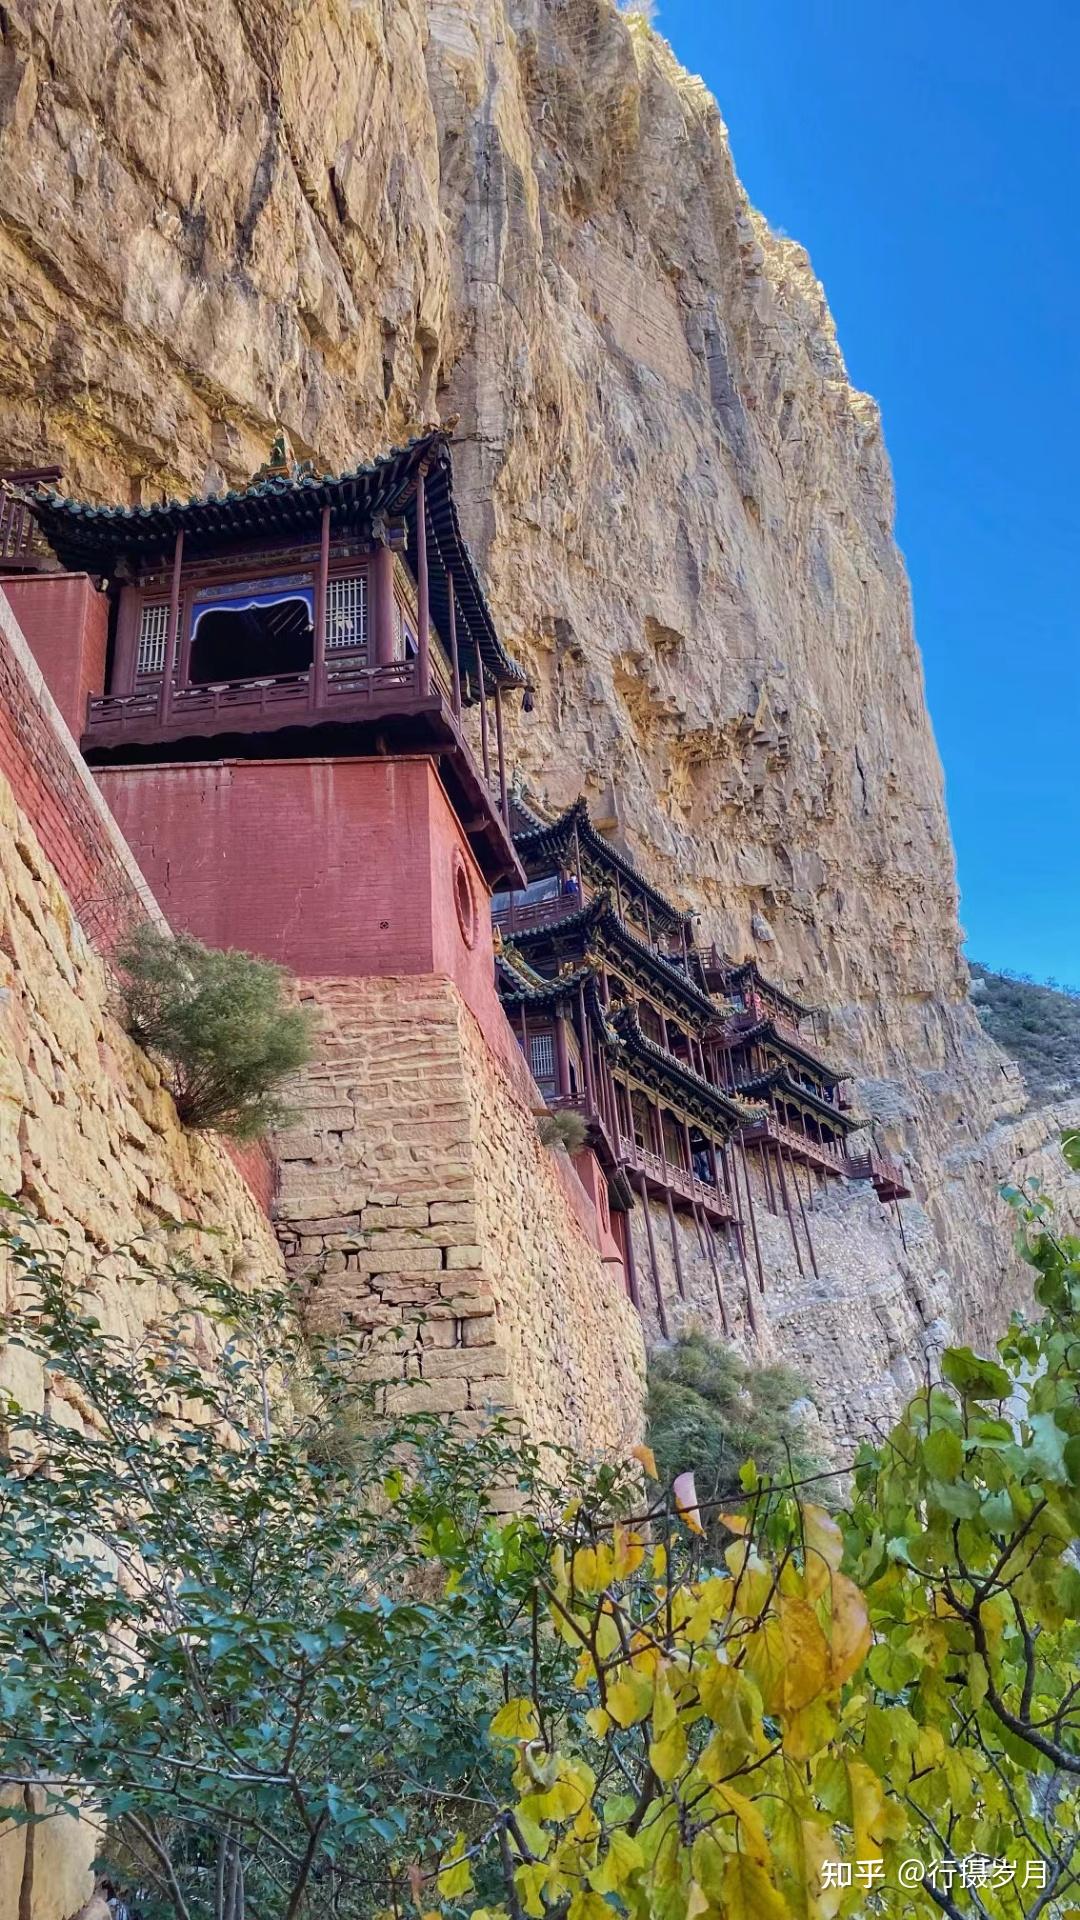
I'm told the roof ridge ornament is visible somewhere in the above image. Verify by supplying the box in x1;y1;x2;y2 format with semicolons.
249;426;314;487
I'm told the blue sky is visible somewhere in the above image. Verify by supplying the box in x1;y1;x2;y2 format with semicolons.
656;0;1078;984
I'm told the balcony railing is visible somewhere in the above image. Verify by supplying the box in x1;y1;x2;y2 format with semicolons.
739;1112;846;1173
617;1132;733;1219
844;1149;911;1200
85;658;425;734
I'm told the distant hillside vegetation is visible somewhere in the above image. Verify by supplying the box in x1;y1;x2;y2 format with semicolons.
970;963;1080;1102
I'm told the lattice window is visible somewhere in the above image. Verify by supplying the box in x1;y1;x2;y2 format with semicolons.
529;1031;556;1085
136;603;169;676
326;572;367;651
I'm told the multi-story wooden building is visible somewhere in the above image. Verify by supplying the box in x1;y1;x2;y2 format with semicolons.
494;795;770;1334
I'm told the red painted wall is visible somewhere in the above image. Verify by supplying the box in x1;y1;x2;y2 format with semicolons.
95;756;510;1047
1;573;108;741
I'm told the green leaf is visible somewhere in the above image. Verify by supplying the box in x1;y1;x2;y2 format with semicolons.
941;1347;1012;1401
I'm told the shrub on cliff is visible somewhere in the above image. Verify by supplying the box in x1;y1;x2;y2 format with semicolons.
115;922;316;1139
646;1329;821;1527
970;960;1080;1100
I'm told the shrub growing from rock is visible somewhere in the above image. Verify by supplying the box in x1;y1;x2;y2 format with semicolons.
115;922;316;1140
646;1329;821;1527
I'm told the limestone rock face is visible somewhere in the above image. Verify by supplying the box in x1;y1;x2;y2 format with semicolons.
1;0;1075;1411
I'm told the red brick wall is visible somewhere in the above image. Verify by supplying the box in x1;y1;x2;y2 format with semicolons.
1;573;108;741
0;588;150;950
95;756;511;1047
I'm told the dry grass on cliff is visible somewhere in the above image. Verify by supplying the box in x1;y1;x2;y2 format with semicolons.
971;962;1080;1102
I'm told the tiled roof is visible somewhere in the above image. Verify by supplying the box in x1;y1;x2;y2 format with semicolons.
24;431;526;690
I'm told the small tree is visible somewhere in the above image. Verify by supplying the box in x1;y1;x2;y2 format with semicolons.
116;923;316;1139
537;1109;590;1154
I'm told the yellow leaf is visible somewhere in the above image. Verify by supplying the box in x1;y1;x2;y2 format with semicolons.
710;1779;770;1867
606;1669;653;1726
490;1696;540;1741
828;1573;871;1686
584;1706;610;1739
437;1833;473;1899
572;1543;616;1593
649;1717;688;1783
686;1882;710;1920
781;1692;836;1762
674;1469;706;1535
696;1661;762;1762
652;1666;677;1736
613;1521;646;1578
631;1442;658;1479
514;1866;549;1920
568;1894;614;1920
802;1502;844;1600
723;1852;790;1920
590;1829;644;1893
848;1760;886;1862
778;1596;832;1710
720;1510;749;1534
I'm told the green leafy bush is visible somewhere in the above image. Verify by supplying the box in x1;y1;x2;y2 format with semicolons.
646;1330;821;1526
116;922;316;1139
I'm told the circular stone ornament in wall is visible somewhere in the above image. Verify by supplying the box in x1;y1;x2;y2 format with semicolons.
453;847;478;948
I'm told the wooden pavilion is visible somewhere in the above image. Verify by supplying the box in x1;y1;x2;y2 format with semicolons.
21;430;527;886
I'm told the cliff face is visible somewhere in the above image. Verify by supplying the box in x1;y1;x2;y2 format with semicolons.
0;0;1073;1406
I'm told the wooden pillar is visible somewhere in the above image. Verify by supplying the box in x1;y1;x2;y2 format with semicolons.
643;896;653;947
554;1008;571;1099
658;1005;670;1051
113;586;139;695
573;822;584;892
415;466;431;695
310;503;331;708
761;1142;778;1214
373;541;396;666
577;985;595;1108
614;872;624;918
444;568;462;715
519;1004;529;1058
159;529;184;723
636;1173;670;1339
493;681;510;821
664;1188;688;1300
477;666;492;784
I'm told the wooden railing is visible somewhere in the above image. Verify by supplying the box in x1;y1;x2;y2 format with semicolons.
844;1149;910;1197
85;659;423;733
493;892;582;936
617;1132;731;1215
740;1113;846;1171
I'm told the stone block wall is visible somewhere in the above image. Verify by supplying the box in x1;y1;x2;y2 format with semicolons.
275;974;646;1456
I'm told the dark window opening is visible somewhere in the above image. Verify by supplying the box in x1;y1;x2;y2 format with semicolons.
189;597;314;685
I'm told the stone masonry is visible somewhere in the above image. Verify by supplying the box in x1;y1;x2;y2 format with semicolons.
274;974;646;1457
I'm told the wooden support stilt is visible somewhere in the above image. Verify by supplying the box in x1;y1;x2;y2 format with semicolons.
664;1188;687;1299
621;1208;642;1311
774;1145;806;1278
786;1145;820;1281
696;1200;731;1337
761;1145;778;1215
733;1143;763;1329
893;1197;908;1250
730;1136;764;1305
637;1175;670;1339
